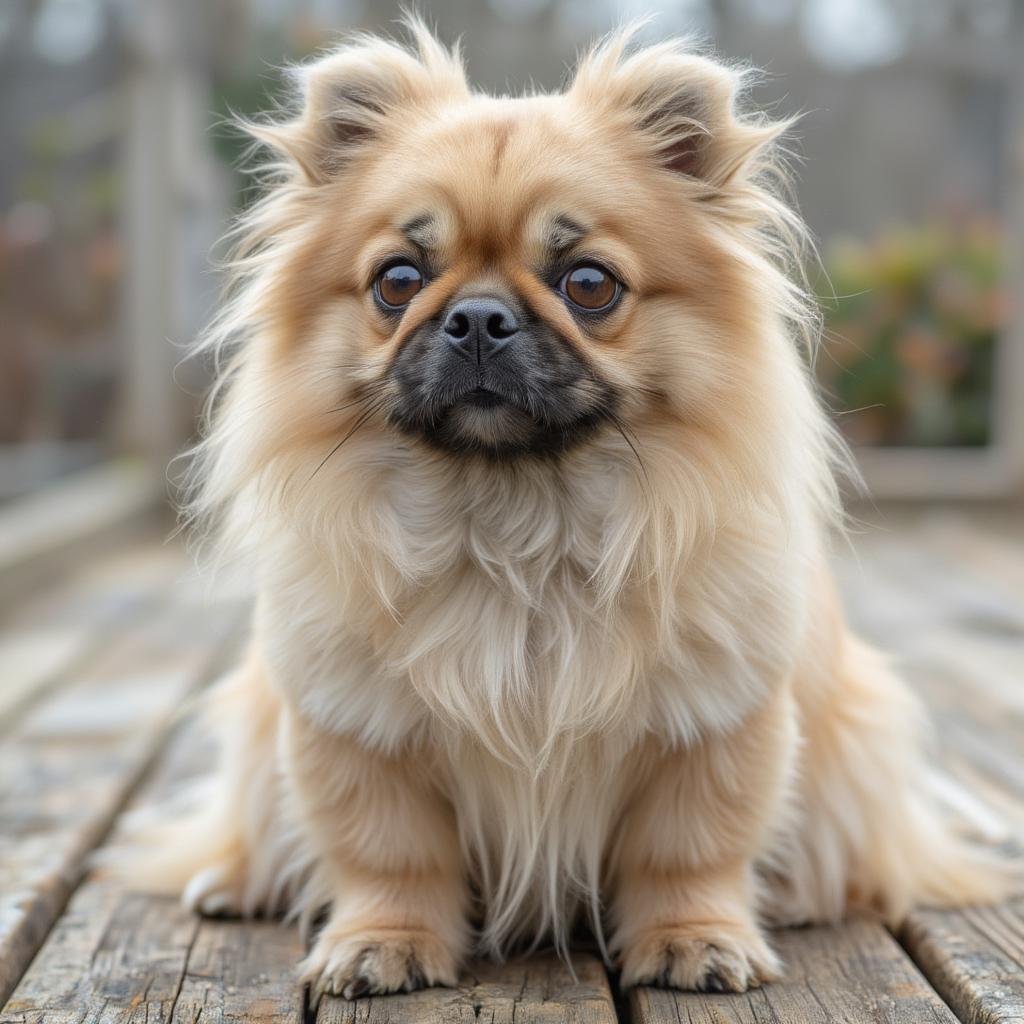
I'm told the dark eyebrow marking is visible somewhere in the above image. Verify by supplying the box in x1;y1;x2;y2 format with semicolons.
546;215;587;255
400;213;438;251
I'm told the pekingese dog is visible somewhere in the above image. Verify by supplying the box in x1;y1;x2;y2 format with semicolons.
120;19;1004;1001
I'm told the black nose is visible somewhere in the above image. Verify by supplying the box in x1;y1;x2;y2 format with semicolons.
442;298;519;363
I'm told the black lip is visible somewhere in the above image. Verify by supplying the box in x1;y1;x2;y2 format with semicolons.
460;386;507;409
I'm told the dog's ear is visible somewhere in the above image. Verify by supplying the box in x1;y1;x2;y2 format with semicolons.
249;20;469;184
571;31;786;190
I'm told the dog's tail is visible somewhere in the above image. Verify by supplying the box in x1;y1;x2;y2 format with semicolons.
762;632;1017;926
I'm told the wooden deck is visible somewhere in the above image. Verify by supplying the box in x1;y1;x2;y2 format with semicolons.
1;506;1022;1023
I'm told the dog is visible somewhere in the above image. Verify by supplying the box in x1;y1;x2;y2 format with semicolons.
115;19;1005;1002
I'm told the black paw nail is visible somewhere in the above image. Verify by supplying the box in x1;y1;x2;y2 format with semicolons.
700;971;728;993
405;958;425;991
343;975;371;1000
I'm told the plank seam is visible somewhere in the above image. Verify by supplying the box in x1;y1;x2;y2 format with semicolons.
891;921;977;1024
166;919;203;1024
0;609;247;1012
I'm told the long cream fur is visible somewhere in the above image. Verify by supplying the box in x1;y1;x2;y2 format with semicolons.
109;20;1007;1000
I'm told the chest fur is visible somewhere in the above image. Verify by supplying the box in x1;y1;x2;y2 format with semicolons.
260;469;805;759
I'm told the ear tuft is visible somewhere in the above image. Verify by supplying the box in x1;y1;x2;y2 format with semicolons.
571;28;787;190
248;17;469;184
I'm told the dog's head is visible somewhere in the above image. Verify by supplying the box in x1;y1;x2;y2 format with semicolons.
203;21;828;516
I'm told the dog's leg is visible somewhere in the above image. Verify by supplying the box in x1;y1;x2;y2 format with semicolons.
283;709;469;1002
612;686;795;992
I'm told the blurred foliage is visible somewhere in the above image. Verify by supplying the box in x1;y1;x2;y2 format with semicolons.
209;21;325;209
1;97;122;450
817;221;1004;447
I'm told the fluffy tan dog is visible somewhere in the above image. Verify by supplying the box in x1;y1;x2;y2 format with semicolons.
121;20;1004;1001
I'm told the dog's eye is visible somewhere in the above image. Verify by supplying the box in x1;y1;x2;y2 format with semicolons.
558;264;620;312
375;264;424;308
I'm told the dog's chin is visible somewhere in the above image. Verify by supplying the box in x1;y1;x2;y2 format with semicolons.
394;391;609;460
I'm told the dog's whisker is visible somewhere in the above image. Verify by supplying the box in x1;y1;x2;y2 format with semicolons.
310;396;389;480
608;412;651;494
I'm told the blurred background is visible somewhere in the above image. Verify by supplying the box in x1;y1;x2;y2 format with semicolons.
1;0;1023;525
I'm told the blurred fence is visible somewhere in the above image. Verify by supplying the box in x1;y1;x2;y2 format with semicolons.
2;0;1023;502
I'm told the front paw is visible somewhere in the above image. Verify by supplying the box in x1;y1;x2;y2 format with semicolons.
620;921;780;993
301;927;459;1004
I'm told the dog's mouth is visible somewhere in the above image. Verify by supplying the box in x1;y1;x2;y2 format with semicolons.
386;308;619;458
420;379;538;436
425;372;535;420
460;386;508;410
389;381;616;460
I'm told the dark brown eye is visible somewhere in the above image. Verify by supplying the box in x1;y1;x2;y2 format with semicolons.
375;264;424;308
559;264;620;311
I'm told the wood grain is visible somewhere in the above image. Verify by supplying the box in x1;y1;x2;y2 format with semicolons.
631;919;960;1024
0;887;201;1024
1;708;305;1024
0;884;306;1024
169;916;305;1024
836;511;1024;1024
0;577;246;1007
0;537;185;730
902;905;1024;1024
317;952;617;1024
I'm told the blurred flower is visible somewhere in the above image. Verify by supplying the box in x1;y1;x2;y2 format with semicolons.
818;220;1002;448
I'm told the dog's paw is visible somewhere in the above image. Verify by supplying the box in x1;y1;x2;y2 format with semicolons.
620;922;780;993
182;860;247;917
301;928;459;1004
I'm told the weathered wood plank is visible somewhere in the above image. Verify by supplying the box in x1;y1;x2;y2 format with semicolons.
0;579;246;1007
837;512;1024;1024
631;919;960;1024
317;952;617;1024
0;536;186;729
902;905;1024;1024
0;851;306;1024
838;514;1024;646
169;916;305;1024
861;508;1024;605
1;708;305;1024
0;463;159;594
0;887;201;1024
836;517;1024;801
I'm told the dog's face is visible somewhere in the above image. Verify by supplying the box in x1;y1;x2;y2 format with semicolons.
378;200;621;459
230;29;795;474
343;105;673;460
350;130;628;459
